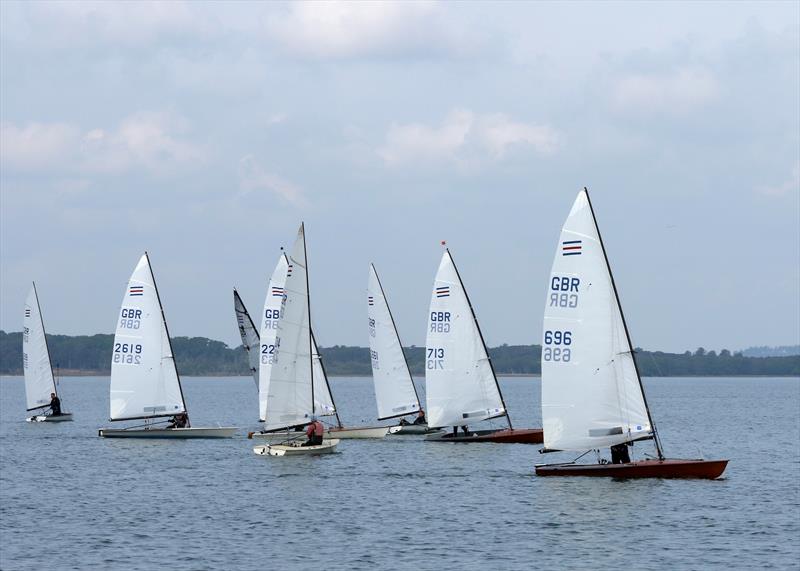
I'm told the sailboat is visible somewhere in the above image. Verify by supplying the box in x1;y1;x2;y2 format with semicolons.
535;189;728;478
367;263;433;435
23;283;72;422
250;251;390;440
240;253;337;433
253;224;339;456
425;247;543;444
233;288;259;387
98;253;237;438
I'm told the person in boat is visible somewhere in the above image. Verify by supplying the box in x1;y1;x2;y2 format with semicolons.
399;408;427;426
303;417;324;447
48;392;62;417
167;413;188;429
451;425;471;438
610;442;632;464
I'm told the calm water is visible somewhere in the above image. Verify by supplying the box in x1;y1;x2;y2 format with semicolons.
1;376;798;570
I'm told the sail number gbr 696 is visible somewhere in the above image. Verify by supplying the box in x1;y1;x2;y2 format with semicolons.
542;330;572;362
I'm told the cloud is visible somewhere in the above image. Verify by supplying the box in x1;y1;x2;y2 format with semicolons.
238;155;305;206
612;67;719;115
756;161;800;197
378;109;561;166
1;113;203;175
265;1;472;60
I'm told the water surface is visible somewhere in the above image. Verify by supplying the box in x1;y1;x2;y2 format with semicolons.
1;376;798;570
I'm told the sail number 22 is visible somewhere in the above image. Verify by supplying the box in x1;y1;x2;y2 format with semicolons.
543;330;572;362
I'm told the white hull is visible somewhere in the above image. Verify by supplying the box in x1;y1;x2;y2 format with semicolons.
26;413;73;423
253;439;339;456
326;426;390;439
98;426;237;438
390;423;436;435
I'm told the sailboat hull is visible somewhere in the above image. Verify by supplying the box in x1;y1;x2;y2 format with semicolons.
253;439;339;456
26;413;73;423
426;428;544;443
326;426;390;439
390;424;438;435
98;426;237;438
535;458;729;479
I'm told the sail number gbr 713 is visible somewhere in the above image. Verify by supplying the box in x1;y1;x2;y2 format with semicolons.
542;330;572;362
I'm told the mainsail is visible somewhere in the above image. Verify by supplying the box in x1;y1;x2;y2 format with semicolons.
22;283;57;411
541;189;653;452
367;264;420;421
109;253;186;421
425;249;506;428
258;253;336;424
234;289;259;388
262;225;314;431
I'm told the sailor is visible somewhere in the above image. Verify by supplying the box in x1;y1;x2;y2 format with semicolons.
610;442;631;464
303;417;324;446
167;413;188;429
48;392;62;417
412;408;426;425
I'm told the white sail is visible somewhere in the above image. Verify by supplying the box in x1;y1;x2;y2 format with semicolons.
22;284;57;411
258;254;289;422
367;264;420;420
262;226;314;431
425;250;505;428
541;190;652;451
233;289;259;388
311;330;337;417
110;254;186;421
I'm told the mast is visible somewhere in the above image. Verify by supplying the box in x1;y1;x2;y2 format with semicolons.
312;329;342;428
583;188;664;459
445;247;513;430
145;251;190;427
32;281;58;399
371;263;422;415
300;223;315;420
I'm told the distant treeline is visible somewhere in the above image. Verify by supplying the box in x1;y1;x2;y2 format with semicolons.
1;330;798;377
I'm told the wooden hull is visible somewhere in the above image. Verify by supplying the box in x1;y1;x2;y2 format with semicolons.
326;426;390;439
98;426;237;439
27;413;73;423
535;458;729;479
426;427;544;444
253;439;339;457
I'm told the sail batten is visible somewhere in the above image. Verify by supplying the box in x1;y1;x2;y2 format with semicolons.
425;249;506;428
109;254;186;422
22;283;57;411
541;190;652;452
367;264;420;421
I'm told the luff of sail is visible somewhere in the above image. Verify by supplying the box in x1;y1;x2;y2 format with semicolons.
22;283;57;411
541;190;652;452
425;249;505;428
262;226;314;431
368;264;420;421
110;254;186;421
234;289;259;388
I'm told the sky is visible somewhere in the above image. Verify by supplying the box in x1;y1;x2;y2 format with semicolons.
1;1;798;354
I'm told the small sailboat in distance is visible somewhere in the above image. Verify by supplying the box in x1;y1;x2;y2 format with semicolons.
253;224;339;456
233;288;259;387
425;246;543;444
98;253;237;438
535;188;728;478
23;283;72;422
367;263;432;435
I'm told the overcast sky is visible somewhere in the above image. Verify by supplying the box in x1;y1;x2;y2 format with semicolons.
1;1;798;353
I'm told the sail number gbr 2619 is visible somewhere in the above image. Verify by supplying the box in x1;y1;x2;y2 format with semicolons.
113;342;142;364
542;330;572;362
